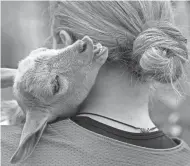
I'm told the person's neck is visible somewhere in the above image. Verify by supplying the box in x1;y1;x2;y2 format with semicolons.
78;63;157;133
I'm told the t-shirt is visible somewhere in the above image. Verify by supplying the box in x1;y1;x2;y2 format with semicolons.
71;116;177;149
1;119;190;166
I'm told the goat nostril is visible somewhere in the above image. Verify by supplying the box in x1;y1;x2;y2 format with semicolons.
79;42;87;53
83;43;87;52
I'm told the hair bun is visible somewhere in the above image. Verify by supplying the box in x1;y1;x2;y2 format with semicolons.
133;21;188;83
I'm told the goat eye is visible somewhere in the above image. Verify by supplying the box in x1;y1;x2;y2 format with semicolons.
79;42;87;53
52;75;60;95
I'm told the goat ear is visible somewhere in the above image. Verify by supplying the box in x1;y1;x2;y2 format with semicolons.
1;68;17;88
10;111;48;164
0;100;25;125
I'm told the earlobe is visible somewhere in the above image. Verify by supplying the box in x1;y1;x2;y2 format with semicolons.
53;30;73;49
59;30;73;46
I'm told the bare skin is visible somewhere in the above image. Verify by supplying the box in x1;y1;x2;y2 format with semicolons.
78;63;157;133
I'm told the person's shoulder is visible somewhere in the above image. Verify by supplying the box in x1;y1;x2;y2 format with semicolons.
1;121;71;166
1;125;23;166
172;137;190;151
1;120;190;166
1;124;23;141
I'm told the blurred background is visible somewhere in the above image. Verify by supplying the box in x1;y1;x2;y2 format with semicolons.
1;1;190;144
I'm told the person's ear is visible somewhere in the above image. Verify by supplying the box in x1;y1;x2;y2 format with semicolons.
10;111;48;164
53;30;73;49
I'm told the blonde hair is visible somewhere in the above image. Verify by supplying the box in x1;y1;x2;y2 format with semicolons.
49;1;188;84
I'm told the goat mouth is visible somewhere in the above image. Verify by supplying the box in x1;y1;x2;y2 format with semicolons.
93;44;107;58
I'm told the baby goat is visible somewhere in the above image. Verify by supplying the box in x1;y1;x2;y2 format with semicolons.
1;36;108;164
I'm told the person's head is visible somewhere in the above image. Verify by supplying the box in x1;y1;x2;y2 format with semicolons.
49;1;189;105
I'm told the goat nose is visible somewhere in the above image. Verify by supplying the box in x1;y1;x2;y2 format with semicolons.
79;36;93;53
81;36;93;45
